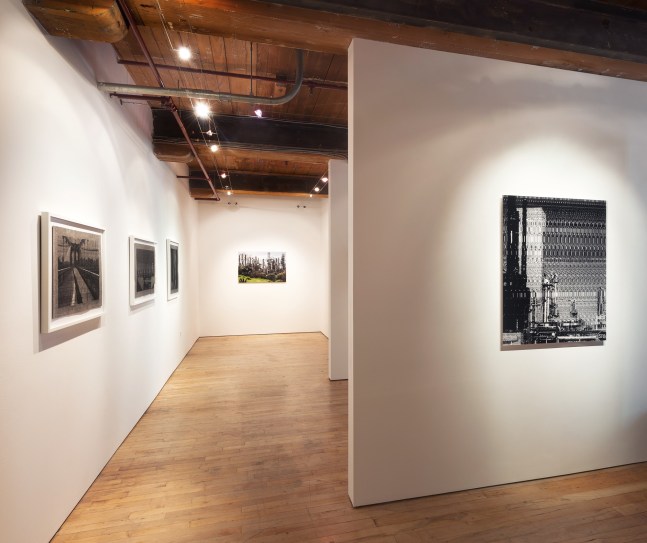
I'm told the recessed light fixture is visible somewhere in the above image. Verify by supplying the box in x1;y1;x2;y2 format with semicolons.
314;187;320;192
177;46;192;61
210;144;219;152
321;176;328;183
194;102;210;119
220;172;227;178
254;109;263;118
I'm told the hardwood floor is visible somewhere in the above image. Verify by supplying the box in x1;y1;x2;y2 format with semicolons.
53;333;647;542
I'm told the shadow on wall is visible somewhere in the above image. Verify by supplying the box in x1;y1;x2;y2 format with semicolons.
38;318;100;353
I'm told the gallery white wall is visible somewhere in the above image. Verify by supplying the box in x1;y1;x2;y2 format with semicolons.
348;38;647;506
198;195;330;337
321;196;331;340
0;2;200;542
329;159;349;380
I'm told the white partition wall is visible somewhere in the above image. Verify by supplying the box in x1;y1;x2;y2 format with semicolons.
348;38;647;506
329;159;349;380
0;2;200;541
321;195;331;339
198;195;329;337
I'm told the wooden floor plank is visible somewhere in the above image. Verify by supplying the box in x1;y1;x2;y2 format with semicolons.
52;333;647;542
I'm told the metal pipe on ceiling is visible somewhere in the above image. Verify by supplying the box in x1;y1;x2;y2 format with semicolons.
112;0;219;200
117;59;347;92
98;50;305;105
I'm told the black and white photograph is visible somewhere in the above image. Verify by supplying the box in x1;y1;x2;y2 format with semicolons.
502;195;606;347
40;213;104;333
238;251;286;283
130;236;156;306
167;239;179;300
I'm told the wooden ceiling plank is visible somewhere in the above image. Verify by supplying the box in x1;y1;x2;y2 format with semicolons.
311;89;339;126
325;54;348;84
148;27;186;90
224;37;255;116
113;33;159;89
306;52;339;121
174;30;202;90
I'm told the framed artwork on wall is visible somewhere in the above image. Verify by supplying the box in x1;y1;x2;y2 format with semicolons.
238;251;286;283
167;239;179;300
129;236;156;306
502;195;606;348
40;212;104;333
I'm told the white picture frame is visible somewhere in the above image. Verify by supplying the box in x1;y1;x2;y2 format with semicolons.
40;212;104;333
129;236;156;306
166;239;179;300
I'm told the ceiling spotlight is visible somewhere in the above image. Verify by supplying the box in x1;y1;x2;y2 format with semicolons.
194;102;210;119
227;190;232;196
210;144;219;152
309;194;313;198
254;109;263;118
314;187;320;192
206;130;213;136
220;172;227;178
321;176;328;183
177;46;192;61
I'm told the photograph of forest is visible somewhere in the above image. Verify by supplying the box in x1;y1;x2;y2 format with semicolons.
238;252;286;283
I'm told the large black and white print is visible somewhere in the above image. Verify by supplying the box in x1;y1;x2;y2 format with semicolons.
502;196;606;347
41;213;104;333
52;226;102;318
130;236;156;305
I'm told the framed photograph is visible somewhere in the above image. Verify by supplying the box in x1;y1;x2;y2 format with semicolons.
167;239;179;300
502;195;606;348
129;236;156;306
238;251;286;283
40;212;104;333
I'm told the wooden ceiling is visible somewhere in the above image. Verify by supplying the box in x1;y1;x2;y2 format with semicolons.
23;0;647;199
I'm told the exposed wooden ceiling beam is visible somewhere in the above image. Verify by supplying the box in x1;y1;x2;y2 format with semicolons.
153;110;348;157
194;190;326;199
189;171;327;198
263;0;647;63
128;0;647;81
153;142;193;162
23;0;127;42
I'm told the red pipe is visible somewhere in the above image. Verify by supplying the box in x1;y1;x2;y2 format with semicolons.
115;0;219;200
